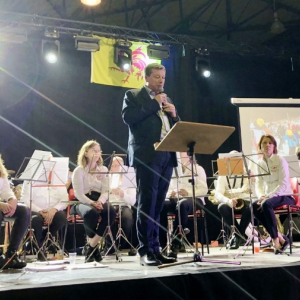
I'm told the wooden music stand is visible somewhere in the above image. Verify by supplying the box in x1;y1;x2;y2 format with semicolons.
155;121;240;268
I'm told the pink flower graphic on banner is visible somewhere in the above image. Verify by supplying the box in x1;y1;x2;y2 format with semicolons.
109;46;147;84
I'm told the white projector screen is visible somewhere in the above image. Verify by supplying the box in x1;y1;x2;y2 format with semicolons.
232;98;300;159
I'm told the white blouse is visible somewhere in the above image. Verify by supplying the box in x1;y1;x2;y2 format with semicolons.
0;177;15;202
72;165;109;205
255;154;292;199
167;164;208;204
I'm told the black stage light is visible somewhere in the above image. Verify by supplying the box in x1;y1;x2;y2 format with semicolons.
147;45;170;60
195;56;211;78
42;39;60;64
114;40;132;71
75;35;100;52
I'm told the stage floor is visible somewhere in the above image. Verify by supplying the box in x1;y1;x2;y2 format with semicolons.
1;242;300;293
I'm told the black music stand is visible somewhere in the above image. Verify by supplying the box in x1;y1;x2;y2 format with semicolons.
89;152;130;262
154;121;241;268
103;157;137;259
232;153;271;258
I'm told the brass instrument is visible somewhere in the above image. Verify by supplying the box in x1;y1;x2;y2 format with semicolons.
235;198;245;210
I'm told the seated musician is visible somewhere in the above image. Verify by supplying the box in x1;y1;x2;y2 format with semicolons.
20;162;68;261
214;151;253;249
161;152;208;255
0;153;29;269
253;134;294;253
106;156;136;253
72;140;116;262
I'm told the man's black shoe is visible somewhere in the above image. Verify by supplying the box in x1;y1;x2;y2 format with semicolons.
154;252;177;264
140;252;162;266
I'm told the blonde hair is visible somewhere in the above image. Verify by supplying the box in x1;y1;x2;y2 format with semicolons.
0;154;8;178
77;140;103;167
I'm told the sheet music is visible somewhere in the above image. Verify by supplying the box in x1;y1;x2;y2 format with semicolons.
48;157;69;185
18;150;52;182
120;167;137;188
285;155;300;178
173;152;183;178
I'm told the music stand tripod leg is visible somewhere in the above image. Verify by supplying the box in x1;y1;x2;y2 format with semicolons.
114;205;137;256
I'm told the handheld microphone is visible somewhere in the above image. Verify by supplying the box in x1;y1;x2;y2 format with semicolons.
158;87;166;109
158;87;164;94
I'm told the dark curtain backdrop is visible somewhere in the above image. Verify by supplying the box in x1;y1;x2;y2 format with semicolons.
1;38;300;241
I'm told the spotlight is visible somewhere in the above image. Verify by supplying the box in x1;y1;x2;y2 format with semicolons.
81;0;101;5
42;39;60;63
75;35;100;52
147;45;170;60
114;41;132;71
195;57;211;78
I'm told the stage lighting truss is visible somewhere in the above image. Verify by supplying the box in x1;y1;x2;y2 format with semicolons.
75;35;100;52
42;39;60;63
147;45;170;60
114;40;132;71
45;27;60;39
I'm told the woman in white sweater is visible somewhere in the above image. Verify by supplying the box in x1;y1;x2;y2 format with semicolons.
0;153;29;269
253;134;294;253
72;140;116;262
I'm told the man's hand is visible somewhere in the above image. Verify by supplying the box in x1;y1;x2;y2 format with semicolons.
162;103;177;118
178;189;189;197
154;93;167;106
256;196;266;210
231;198;238;209
111;188;125;198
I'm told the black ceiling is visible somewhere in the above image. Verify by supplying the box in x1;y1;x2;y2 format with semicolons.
0;0;300;56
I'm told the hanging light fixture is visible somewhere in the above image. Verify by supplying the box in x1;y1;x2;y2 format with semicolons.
270;0;285;34
81;0;101;6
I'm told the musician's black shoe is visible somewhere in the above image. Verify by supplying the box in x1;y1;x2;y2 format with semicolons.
171;235;184;254
128;248;137;256
154;251;177;264
4;250;27;269
84;243;95;262
93;247;103;262
275;236;290;255
140;252;162;266
166;251;178;259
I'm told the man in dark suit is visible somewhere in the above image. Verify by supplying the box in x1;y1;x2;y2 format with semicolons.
122;63;179;266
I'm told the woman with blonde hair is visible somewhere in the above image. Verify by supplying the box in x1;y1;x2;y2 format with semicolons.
0;153;29;269
72;140;116;262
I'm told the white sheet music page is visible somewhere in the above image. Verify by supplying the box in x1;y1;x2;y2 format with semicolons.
19;150;52;182
121;166;137;188
49;157;69;185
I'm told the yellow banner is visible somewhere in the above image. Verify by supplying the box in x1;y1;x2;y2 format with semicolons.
91;36;160;88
